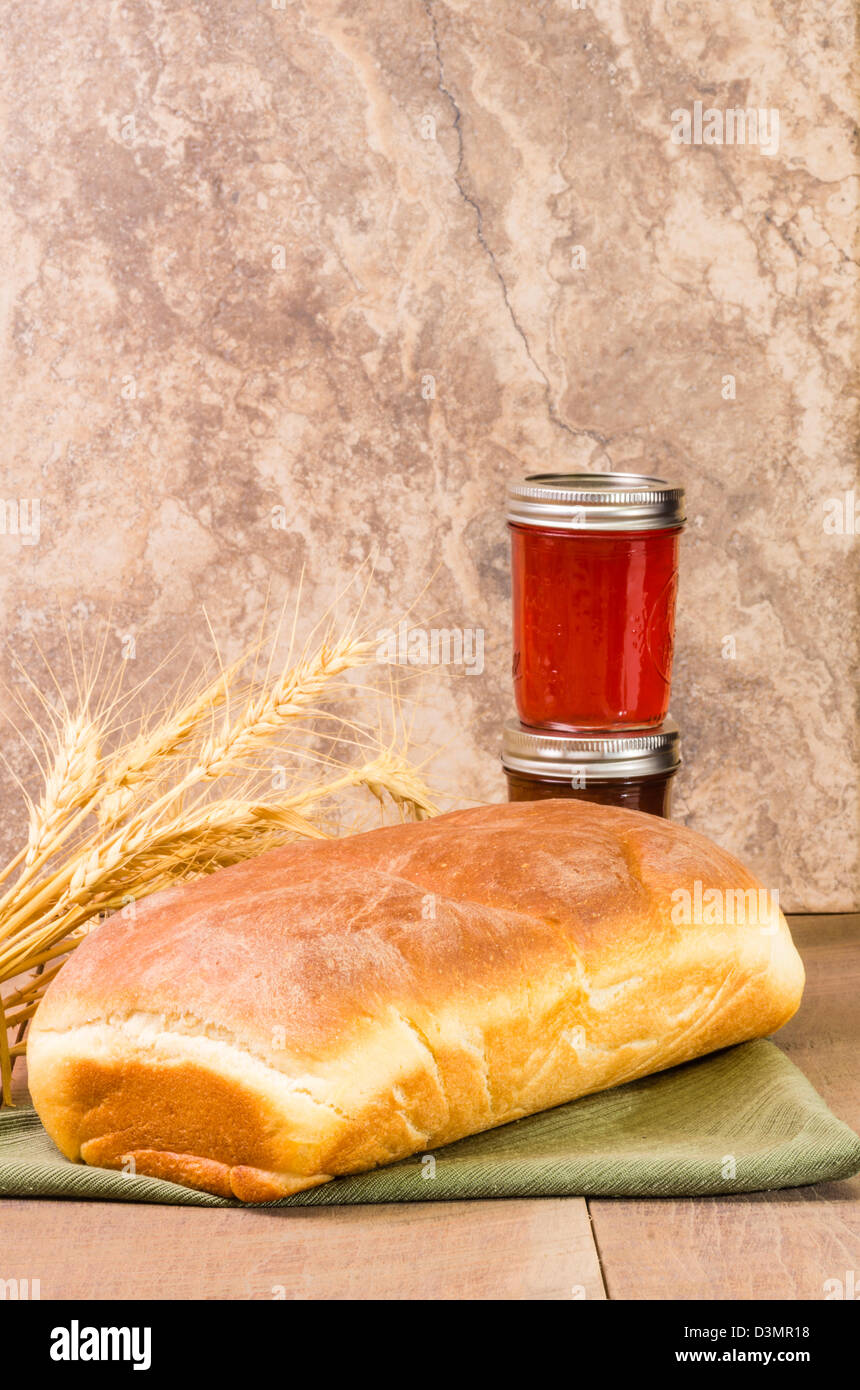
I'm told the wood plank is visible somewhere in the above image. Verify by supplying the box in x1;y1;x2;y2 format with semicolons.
8;1052;29;1105
0;1196;605;1301
589;1184;859;1301
588;913;860;1300
776;916;859;1122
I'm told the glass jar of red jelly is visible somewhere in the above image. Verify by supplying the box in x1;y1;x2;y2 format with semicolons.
507;473;685;730
502;718;680;818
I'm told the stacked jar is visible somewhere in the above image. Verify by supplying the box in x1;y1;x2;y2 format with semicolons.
502;473;685;818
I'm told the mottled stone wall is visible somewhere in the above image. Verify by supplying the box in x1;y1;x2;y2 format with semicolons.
0;1;856;908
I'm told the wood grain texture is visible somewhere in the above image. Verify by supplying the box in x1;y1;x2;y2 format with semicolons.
587;915;860;1301
0;1196;605;1301
589;1184;859;1302
776;916;859;1118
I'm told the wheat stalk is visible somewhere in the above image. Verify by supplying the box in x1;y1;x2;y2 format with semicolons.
0;749;431;981
24;711;101;867
193;634;374;779
0;611;437;1102
0;636;381;946
95;663;237;826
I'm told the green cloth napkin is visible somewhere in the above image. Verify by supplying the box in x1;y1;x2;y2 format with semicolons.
1;1040;858;1207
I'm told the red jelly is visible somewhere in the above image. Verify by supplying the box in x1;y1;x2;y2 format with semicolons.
507;474;685;730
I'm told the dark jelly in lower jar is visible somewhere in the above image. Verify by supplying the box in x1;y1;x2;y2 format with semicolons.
501;718;681;820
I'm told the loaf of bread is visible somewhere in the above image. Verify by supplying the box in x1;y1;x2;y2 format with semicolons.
27;799;804;1202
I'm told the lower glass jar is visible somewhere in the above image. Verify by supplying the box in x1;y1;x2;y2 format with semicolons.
501;718;680;819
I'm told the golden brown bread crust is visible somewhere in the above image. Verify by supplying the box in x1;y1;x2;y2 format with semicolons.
27;799;804;1202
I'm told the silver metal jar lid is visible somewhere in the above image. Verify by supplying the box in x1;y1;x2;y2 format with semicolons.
501;718;681;781
506;473;685;532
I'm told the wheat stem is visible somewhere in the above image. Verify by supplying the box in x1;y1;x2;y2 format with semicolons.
0;996;13;1105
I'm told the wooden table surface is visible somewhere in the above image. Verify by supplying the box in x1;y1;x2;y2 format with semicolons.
3;915;858;1301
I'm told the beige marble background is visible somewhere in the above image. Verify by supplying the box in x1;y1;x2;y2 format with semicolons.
0;1;856;909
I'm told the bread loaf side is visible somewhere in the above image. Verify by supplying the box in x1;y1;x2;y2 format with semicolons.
27;799;804;1202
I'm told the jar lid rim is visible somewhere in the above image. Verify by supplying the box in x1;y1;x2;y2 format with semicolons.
506;472;685;531
501;717;681;779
